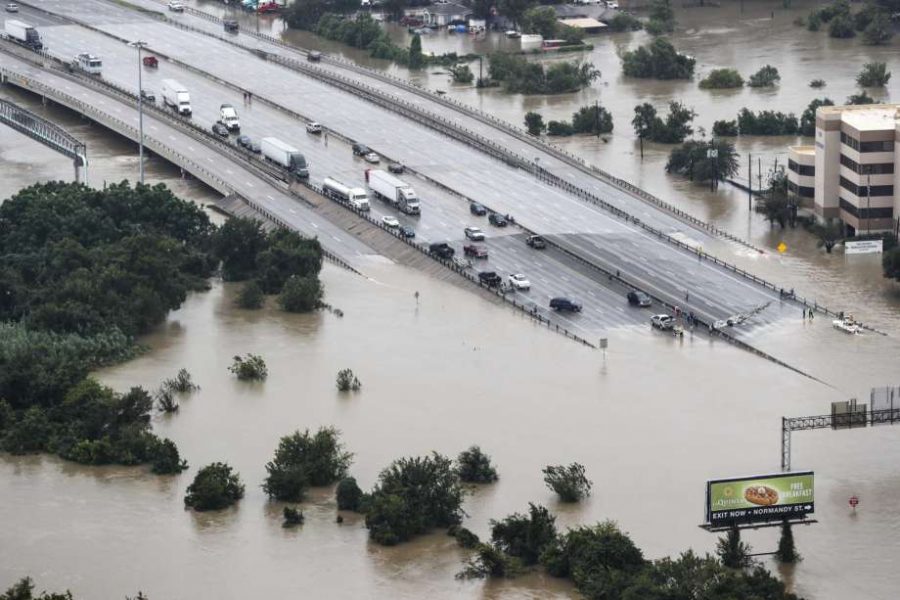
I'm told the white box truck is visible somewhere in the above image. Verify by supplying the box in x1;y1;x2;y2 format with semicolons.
323;177;369;211
219;104;240;131
261;137;309;179
72;53;102;75
4;19;43;50
161;79;192;116
367;169;420;215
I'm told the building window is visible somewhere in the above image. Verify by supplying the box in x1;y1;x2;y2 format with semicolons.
840;176;894;197
842;132;894;153
840;198;894;219
787;181;814;198
841;131;860;151
839;154;894;174
789;159;815;176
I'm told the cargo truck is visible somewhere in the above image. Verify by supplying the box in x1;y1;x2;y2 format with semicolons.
219;104;240;131
367;169;420;215
161;79;192;116
322;177;369;211
261;137;309;179
4;19;42;50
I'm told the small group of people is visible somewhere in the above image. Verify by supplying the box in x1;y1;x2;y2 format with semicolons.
802;307;815;321
242;91;253;105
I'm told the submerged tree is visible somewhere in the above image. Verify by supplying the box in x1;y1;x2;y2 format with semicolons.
456;445;499;483
490;503;558;565
336;369;361;392
229;354;268;380
543;462;592;502
263;427;353;501
857;62;891;87
184;462;245;511
716;526;754;569
775;521;801;563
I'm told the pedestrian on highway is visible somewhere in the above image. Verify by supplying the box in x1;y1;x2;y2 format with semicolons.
685;291;689;303
324;133;328;146
247;92;252;105
810;310;815;321
802;307;806;319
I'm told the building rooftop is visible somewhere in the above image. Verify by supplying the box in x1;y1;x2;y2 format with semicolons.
818;103;900;130
423;3;471;16
558;17;608;29
790;145;815;156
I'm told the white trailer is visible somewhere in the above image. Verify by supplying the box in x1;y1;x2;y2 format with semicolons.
261;137;309;179
4;19;42;50
367;169;420;215
161;79;192;116
219;104;240;131
322;177;370;211
72;53;102;75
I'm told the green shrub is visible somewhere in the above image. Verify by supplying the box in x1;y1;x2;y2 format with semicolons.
229;354;268;380
699;68;743;89
336;476;364;510
543;463;592;502
456;445;499;483
184;462;245;511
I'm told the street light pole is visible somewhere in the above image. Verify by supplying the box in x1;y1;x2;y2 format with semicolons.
130;41;147;185
867;171;872;236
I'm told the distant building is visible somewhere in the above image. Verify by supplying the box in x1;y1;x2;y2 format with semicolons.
788;104;900;235
557;17;608;34
422;3;472;27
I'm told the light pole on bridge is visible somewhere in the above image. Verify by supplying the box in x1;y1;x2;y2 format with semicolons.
129;40;148;185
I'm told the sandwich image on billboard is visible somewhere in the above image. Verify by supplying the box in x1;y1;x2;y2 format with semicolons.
706;472;814;526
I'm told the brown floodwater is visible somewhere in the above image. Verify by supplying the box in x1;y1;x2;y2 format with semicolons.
3;22;900;600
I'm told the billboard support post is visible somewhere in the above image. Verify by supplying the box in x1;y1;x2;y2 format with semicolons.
781;417;791;472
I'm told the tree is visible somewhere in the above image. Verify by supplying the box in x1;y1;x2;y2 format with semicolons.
255;229;323;295
747;65;780;88
571;104;614;135
666;139;739;186
810;78;826;88
863;13;894;44
547;120;575;136
488;53;599;94
847;90;875;105
229;353;268;380
162;368;199;394
632;103;657;158
716;526;753;569
278;275;323;312
541;521;646;579
263;427;353;501
336;476;364;510
883;246;900;281
150;437;188;474
651;101;696;143
184;462;245;511
449;525;480;548
621;38;695;80
736;108;799;135
236;281;264;309
364;452;464;545
699;68;744;89
449;64;474;84
0;578;74;600
812;221;844;253
525;111;546;136
800;98;834;136
828;14;855;38
499;0;534;29
155;387;179;413
336;368;361;391
857;61;891;87
776;521;801;563
408;34;424;69
456;445;499;483
284;0;361;30
522;6;559;38
755;170;795;229
490;503;558;565
457;543;523;579
647;0;675;34
543;462;592;502
713;120;739;136
212;217;268;282
606;13;643;32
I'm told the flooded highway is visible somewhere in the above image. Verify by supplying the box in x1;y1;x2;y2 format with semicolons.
2;5;900;599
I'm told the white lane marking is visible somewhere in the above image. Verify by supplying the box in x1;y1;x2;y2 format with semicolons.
246;182;254;188
311;222;319;229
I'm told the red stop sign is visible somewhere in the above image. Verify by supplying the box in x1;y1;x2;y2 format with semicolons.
849;496;859;508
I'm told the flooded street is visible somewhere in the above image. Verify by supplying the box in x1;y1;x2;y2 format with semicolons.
3;7;900;598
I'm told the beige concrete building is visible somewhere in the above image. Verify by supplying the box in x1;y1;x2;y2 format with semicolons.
788;104;900;236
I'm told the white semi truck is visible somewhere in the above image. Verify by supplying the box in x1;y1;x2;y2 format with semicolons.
261;137;309;179
219;104;240;131
367;169;420;215
4;19;43;50
161;79;192;116
322;177;369;211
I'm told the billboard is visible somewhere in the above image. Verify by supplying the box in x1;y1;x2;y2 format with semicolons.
845;240;883;255
706;472;814;526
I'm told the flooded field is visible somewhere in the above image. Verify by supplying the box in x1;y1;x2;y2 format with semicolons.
2;10;900;598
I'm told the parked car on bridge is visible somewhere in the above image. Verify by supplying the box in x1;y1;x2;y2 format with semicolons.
650;314;674;330
140;89;156;103
5;3;19;13
463;244;488;259
464;226;485;241
236;134;252;149
488;213;508;227
224;19;239;32
478;271;502;287
550;297;582;312
388;162;405;174
307;51;322;62
382;215;400;228
508;274;530;291
167;1;185;12
429;242;454;259
212;122;229;137
398;225;415;238
364;152;380;164
627;291;652;307
352;143;370;156
470;202;487;216
526;235;546;249
306;122;322;134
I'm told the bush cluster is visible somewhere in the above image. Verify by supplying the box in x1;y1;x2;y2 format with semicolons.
488;54;600;94
263;427;353;501
621;38;695;80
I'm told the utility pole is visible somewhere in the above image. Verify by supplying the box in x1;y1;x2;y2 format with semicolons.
748;153;752;209
130;40;147;185
595;99;600;138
